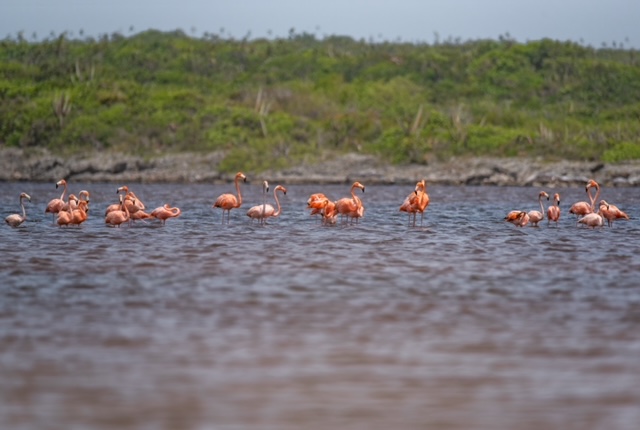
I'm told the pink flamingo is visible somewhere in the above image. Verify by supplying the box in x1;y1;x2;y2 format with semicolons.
335;181;366;223
5;192;31;228
547;193;561;226
105;195;130;227
307;192;330;220
70;200;89;226
577;210;605;228
598;199;629;227
150;204;182;225
56;195;78;227
400;179;430;226
247;182;287;224
45;179;68;222
213;172;247;223
570;179;600;217
505;211;529;227
527;191;549;227
61;190;90;212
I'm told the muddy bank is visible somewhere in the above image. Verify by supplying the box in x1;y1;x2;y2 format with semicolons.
1;148;639;187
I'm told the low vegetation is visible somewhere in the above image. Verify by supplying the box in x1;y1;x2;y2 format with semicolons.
1;29;640;172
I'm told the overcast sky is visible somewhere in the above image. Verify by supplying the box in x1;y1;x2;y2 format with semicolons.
3;0;639;48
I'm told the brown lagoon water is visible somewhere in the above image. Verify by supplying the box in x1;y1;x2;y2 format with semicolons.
1;182;640;430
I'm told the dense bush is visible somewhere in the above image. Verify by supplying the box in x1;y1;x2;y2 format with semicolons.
1;30;639;172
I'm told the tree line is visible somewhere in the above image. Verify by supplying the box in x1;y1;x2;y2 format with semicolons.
1;29;639;172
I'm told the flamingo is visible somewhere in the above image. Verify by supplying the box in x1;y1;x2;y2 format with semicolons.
56;195;78;227
578;210;605;228
307;193;330;219
61;189;90;212
570;179;600;217
547;193;561;226
45;179;68;222
321;199;338;225
527;191;549;227
5;192;31;228
246;181;269;224
505;211;529;227
598;199;629;227
213;172;247;223
399;179;430;226
105;195;130;227
150;204;182;225
70;200;89;226
335;181;366;223
247;182;287;224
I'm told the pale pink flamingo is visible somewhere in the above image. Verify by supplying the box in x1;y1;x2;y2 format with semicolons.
56;195;78;227
598;199;629;227
527;191;549;226
150;204;182;225
45;179;68;222
246;181;269;224
105;195;130;227
547;193;561;226
570;179;600;217
5;192;31;228
577;211;605;228
505;210;529;227
335;181;365;223
247;182;287;224
213;172;247;223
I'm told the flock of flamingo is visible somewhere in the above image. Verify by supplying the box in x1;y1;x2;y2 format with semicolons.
504;179;629;228
2;172;630;229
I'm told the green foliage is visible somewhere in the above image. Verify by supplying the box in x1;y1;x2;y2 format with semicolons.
1;30;640;170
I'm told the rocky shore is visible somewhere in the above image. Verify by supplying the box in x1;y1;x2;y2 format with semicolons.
2;148;639;187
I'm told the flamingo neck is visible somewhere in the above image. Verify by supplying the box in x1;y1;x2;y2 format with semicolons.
588;185;600;211
273;189;283;217
60;182;67;201
235;177;243;207
539;195;545;215
20;198;26;220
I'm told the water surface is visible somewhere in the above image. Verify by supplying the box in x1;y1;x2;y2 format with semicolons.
1;182;639;429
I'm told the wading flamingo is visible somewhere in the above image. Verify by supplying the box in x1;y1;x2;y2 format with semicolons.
399;179;430;226
598;199;629;227
321;199;338;225
56;195;78;227
5;192;31;228
570;179;600;217
547;193;561;226
578;209;605;228
213;172;247;223
150;204;182;225
105;195;131;227
45;179;68;222
70;200;89;226
527;191;549;227
61;189;90;212
247;183;287;224
246;181;269;224
335;181;366;223
505;211;529;227
307;193;330;220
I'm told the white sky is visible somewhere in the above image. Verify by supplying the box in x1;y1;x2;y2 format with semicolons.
2;0;640;48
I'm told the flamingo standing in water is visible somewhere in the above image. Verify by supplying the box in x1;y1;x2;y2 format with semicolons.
399;179;430;226
56;195;78;227
247;182;287;224
547;193;561;226
105;195;131;227
5;192;31;228
527;191;549;227
213;172;247;223
246;181;269;224
335;181;366;224
570;179;600;217
307;192;330;220
45;179;68;222
61;189;90;212
150;204;182;225
578;207;606;228
597;199;629;227
70;200;89;226
505;211;529;227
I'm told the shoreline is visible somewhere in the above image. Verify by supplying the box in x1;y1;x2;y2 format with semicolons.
2;148;639;187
